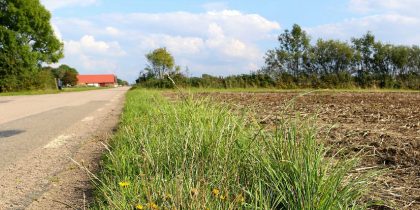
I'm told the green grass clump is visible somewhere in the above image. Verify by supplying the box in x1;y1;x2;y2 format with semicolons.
91;89;373;209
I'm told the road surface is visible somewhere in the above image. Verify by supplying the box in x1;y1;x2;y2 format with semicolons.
0;87;129;209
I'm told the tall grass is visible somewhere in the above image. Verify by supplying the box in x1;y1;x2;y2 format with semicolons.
91;89;373;209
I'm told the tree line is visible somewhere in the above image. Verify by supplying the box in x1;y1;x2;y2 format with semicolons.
137;25;419;89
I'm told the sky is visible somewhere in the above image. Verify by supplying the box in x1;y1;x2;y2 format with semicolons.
40;0;420;82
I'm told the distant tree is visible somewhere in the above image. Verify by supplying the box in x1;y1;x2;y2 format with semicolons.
117;78;129;86
350;32;378;87
371;42;393;77
62;70;78;86
0;0;63;91
389;45;410;76
52;64;78;86
408;46;420;74
351;32;376;75
263;24;311;76
145;48;175;79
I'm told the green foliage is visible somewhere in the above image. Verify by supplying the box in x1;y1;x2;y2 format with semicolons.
137;72;278;89
62;70;77;86
0;68;56;91
144;48;175;79
117;78;129;86
263;24;311;76
0;0;63;92
51;64;79;86
261;25;419;89
91;89;375;209
311;39;354;75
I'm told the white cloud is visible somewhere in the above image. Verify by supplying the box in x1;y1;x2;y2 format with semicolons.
141;35;205;55
349;0;420;15
102;10;280;42
61;35;125;73
105;27;122;36
307;14;420;45
65;35;126;56
51;24;62;40
41;0;99;11
79;55;118;72
204;23;260;59
306;0;420;45
53;10;280;78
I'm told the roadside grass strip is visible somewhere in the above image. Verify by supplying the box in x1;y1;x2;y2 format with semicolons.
91;89;376;209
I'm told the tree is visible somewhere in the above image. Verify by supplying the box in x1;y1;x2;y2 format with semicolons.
311;39;354;75
52;64;78;86
372;42;393;77
0;0;63;91
351;32;376;75
389;45;410;76
351;32;378;87
263;24;311;76
408;46;420;75
145;48;175;79
117;78;129;86
62;70;78;86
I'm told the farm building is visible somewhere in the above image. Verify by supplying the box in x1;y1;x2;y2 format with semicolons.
77;74;117;87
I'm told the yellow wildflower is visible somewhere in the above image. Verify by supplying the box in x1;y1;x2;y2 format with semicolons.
212;188;220;196
135;204;144;210
148;202;159;210
235;194;245;203
219;195;226;201
190;188;199;197
118;181;130;187
164;193;173;200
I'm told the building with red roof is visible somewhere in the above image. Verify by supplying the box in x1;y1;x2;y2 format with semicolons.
77;74;117;87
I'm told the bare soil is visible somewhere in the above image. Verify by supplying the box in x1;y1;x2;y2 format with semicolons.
165;91;420;210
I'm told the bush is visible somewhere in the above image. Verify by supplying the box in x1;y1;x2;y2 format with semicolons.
0;68;56;92
135;71;419;90
396;73;420;89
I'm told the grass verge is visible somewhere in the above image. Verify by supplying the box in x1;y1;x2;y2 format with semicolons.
91;89;375;209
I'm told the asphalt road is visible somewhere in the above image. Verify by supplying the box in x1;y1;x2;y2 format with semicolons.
0;87;129;209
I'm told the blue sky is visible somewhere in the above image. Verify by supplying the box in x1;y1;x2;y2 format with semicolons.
40;0;420;82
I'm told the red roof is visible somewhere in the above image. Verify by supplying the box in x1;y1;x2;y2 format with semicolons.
77;74;116;83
